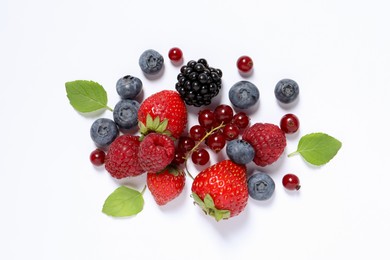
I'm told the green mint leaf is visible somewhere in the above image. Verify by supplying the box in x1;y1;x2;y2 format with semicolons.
65;80;112;113
288;132;342;166
102;186;144;217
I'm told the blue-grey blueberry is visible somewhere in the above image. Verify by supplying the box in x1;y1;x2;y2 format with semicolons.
116;75;142;99
229;81;260;109
113;99;140;130
274;79;299;104
90;118;119;148
247;172;275;201
226;139;255;165
139;49;164;75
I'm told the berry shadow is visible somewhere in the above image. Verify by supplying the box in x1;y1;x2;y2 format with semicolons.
276;95;300;110
114;173;147;191
238;68;254;78
170;58;184;67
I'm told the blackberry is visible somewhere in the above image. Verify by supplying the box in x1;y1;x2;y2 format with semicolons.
175;59;223;107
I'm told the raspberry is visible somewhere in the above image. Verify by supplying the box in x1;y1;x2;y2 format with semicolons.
105;135;144;179
138;133;175;173
242;123;286;166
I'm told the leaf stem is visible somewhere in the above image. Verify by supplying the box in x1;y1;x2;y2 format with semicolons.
140;185;147;194
287;151;300;157
106;105;113;112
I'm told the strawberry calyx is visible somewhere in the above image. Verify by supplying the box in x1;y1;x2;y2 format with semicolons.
157;164;182;177
191;193;231;221
139;114;172;140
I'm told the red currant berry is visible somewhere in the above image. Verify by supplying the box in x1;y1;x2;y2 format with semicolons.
206;132;226;152
191;148;210;165
198;109;215;129
232;112;250;129
173;151;186;165
237;55;253;73
90;149;105;166
280;113;300;134
222;123;240;141
177;136;196;152
189;125;207;141
214;104;234;124
168;47;183;62
282;174;301;191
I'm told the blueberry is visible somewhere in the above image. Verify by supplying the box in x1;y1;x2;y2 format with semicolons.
113;99;140;130
90;118;119;148
116;75;142;99
229;81;260;109
247;172;275;201
226;139;255;165
274;79;299;104
139;49;164;75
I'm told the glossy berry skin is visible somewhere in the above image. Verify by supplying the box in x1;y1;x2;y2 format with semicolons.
282;174;301;190
247;172;275;201
232;112;250;129
226;139;255;165
280;113;300;134
90;149;105;166
206;132;226;152
116;75;142;99
189;125;207;141
229;81;260;109
198;109;215;129
138;133;175;173
173;151;186;165
147;166;185;205
237;55;253;73
139;49;164;75
90;118;119;148
191;160;248;220
191;148;210;165
214;104;234;124
274;79;299;104
105;135;144;179
223;123;240;141
177;136;196;152
168;47;183;61
113;99;140;130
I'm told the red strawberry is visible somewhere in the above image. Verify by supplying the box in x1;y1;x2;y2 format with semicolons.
138;133;175;173
138;90;187;139
105;135;144;179
191;160;248;221
242;123;286;166
147;165;186;206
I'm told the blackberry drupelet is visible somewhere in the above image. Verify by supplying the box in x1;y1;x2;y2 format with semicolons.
175;59;223;107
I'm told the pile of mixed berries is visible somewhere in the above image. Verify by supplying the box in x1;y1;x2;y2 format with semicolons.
76;48;305;221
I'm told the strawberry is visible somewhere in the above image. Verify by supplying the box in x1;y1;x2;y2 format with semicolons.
147;165;186;206
242;123;286;166
138;133;175;173
138;90;187;139
105;135;144;179
191;160;248;221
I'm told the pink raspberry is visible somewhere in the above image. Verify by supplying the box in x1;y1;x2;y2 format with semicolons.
138;133;175;173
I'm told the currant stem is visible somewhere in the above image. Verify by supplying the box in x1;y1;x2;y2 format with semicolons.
140;185;147;194
183;122;225;179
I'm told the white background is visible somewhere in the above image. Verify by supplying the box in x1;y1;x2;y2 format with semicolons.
1;0;389;259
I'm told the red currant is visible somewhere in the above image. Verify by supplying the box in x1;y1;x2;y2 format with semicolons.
280;113;300;134
206;132;226;152
232;112;250;129
189;125;207;141
237;55;253;73
168;47;183;62
198;109;215;129
214;104;234;124
282;174;301;190
90;149;105;166
191;148;210;165
177;136;195;152
173;151;186;165
222;123;240;141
